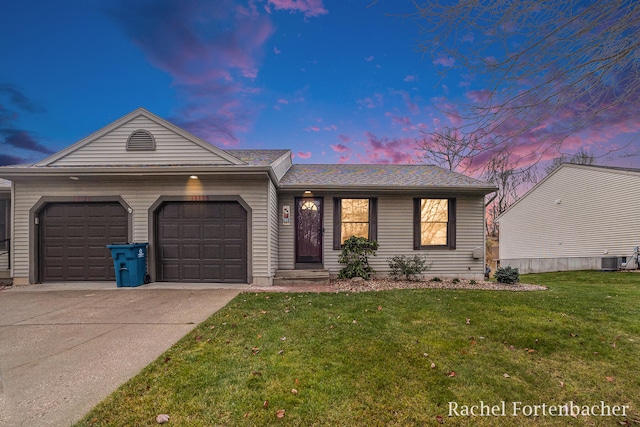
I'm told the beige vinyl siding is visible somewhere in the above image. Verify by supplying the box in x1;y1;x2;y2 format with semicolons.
278;194;296;270
268;180;279;278
499;165;640;260
327;195;485;278
47;116;234;166
12;176;271;284
278;193;486;279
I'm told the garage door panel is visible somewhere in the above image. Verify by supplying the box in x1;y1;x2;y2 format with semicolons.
203;224;222;239
224;265;244;282
182;224;202;239
40;202;128;282
156;201;247;283
202;244;222;260
203;264;221;278
182;245;201;260
224;244;244;260
181;264;202;280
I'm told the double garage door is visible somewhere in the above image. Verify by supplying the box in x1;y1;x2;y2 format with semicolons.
39;201;247;283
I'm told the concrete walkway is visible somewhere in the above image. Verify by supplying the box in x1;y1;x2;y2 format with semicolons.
0;284;246;426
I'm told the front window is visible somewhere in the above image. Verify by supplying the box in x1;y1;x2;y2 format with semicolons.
420;199;448;245
341;199;370;243
333;198;377;249
414;198;456;249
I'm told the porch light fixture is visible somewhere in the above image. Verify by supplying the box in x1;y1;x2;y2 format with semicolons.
303;190;312;195
190;175;199;179
69;176;80;181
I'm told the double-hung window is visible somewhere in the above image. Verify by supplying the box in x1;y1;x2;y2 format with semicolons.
414;198;456;249
333;198;377;249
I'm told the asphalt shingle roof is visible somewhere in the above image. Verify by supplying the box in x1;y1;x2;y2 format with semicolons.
280;164;494;190
225;149;290;166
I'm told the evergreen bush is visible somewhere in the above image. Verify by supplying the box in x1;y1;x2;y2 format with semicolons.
338;236;379;279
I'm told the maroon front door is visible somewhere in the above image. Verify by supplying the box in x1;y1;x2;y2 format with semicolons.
295;197;323;265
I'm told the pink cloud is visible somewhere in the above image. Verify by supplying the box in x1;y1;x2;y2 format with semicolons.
306;126;320;132
364;56;374;62
357;93;384;109
274;46;281;54
330;141;352;163
297;151;312;159
339;134;351;143
433;56;455;67
266;0;328;17
358;132;418;164
391;90;419;115
404;75;416;82
386;112;412;128
330;143;350;153
277;98;289;104
323;124;337;131
107;0;275;145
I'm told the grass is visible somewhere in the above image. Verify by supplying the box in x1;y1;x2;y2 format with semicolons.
76;271;640;426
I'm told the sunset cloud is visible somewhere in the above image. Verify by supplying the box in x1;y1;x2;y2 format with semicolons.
330;142;352;163
358;132;418;164
265;0;328;17
0;83;50;163
296;151;312;159
107;0;274;144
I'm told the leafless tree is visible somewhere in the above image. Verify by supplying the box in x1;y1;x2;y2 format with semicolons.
483;151;537;237
416;127;487;172
410;0;640;164
544;147;595;175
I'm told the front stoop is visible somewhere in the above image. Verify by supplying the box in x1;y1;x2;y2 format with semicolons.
273;269;331;286
0;270;12;286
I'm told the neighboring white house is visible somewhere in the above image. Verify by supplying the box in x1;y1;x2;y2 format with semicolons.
0;108;496;286
498;163;640;273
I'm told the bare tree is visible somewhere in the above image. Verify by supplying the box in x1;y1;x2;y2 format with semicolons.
410;0;640;164
416;127;487;172
544;147;595;175
483;151;537;237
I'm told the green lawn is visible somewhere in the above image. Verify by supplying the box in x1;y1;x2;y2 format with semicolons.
76;271;640;426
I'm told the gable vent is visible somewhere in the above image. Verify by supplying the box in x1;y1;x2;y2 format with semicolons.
127;129;156;151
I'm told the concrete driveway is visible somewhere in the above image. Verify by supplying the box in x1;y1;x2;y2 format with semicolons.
0;284;245;426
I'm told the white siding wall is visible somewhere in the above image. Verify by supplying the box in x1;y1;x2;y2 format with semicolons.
278;194;486;279
48;116;234;166
500;166;640;264
12;176;272;284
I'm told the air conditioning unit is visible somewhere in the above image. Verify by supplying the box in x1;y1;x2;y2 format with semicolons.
601;256;619;271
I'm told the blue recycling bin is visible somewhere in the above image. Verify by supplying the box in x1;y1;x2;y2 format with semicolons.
107;243;149;287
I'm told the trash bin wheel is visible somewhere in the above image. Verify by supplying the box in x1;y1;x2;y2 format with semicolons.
144;274;151;284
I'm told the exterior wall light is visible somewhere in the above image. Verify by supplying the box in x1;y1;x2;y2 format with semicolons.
190;175;199;179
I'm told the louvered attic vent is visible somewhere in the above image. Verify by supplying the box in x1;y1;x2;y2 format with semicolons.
127;129;156;151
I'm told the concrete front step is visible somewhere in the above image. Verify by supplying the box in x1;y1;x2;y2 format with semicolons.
273;270;331;286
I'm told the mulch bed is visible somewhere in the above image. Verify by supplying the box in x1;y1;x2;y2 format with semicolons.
249;278;546;293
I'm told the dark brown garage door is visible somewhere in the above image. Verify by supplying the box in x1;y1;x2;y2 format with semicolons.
156;201;247;283
39;202;128;281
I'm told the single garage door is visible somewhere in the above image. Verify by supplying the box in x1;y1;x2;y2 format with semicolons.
39;202;128;281
156;201;247;283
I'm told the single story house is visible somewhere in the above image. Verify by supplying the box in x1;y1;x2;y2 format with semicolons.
0;108;495;286
498;163;640;273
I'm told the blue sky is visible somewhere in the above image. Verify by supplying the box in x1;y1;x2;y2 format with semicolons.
1;0;639;169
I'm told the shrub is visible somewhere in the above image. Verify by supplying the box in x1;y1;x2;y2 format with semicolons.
452;278;460;284
469;279;477;285
431;277;442;282
338;236;379;279
387;254;432;281
495;266;520;284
